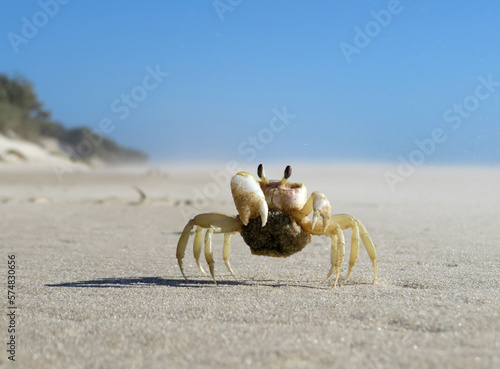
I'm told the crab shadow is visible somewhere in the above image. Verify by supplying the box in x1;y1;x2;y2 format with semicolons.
46;277;246;289
46;277;327;289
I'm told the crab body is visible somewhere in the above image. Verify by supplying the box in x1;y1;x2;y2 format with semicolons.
176;164;377;287
241;209;311;257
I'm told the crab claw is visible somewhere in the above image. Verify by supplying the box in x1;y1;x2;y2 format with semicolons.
231;172;268;226
311;191;331;233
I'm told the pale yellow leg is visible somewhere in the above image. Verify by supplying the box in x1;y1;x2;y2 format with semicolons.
193;227;208;277
330;214;377;285
223;233;237;277
333;227;345;287
295;201;377;287
204;228;217;285
324;226;345;287
175;213;242;282
340;221;360;287
176;220;194;280
357;220;377;284
325;235;337;281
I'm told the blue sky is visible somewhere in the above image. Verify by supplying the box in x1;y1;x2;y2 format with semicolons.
1;0;500;164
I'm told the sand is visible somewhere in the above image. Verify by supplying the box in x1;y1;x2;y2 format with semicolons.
0;163;499;369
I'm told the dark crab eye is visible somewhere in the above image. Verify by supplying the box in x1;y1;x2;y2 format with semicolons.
257;164;269;184
257;164;264;179
284;165;292;179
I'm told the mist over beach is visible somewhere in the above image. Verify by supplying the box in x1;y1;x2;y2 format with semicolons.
1;1;500;368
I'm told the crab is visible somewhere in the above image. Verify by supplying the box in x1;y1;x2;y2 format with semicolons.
176;164;377;287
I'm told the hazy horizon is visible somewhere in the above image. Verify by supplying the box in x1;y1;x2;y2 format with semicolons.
2;1;500;166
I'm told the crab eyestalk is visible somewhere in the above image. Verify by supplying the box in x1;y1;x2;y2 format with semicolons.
257;163;269;184
280;165;292;185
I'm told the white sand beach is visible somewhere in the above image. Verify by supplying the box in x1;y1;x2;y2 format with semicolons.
1;163;499;368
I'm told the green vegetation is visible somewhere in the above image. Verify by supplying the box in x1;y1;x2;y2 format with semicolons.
0;74;148;164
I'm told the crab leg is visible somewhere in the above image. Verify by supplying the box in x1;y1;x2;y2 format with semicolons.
340;220;360;287
204;228;216;284
176;219;195;280
358;220;377;284
222;233;237;277
193;227;208;277
176;213;242;283
205;229;238;283
325;235;337;281
325;225;345;287
331;214;377;285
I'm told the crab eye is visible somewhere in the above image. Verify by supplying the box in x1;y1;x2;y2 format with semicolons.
279;165;292;185
284;165;292;179
257;164;269;184
257;164;264;179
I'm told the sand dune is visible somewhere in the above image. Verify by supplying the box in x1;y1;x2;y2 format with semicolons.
0;133;59;164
